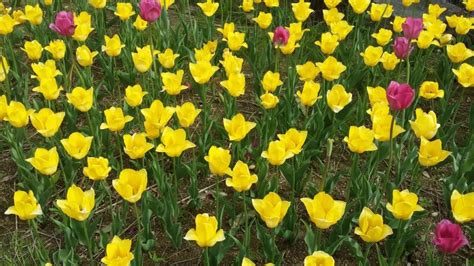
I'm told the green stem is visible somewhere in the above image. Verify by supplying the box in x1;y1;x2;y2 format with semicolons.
390;219;405;265
204;248;210;266
384;112;397;194
243;191;249;254
82;221;93;263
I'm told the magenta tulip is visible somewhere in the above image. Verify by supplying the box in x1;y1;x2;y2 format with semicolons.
386;81;415;110
402;17;423;40
433;219;468;254
273;26;290;47
393;37;412;59
49;11;76;36
139;0;162;22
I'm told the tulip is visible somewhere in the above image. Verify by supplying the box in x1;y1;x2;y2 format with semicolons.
89;0;107;9
292;0;314;22
433;219;468;254
31;60;61;81
252;192;290;228
454;17;472;35
114;3;135;21
425;19;446;39
56;185;95;221
287;22;309;42
316;56;346;81
223;113;256;142
61;132;93;159
0;14;15;35
452;63;474;88
261;140;294;166
277;128;307;155
113;169;148;203
220;73;245;97
372;114;405;141
0;56;9;82
224;31;248;51
296;61;319;81
451;190;474;223
367;86;388;107
416;31;439;49
343;126;378;153
141;100;175;139
386;81;415;110
83;157;111;181
32;78;63;100
393;37;412;59
447;43;474;63
304;251;335;266
204;146;232;176
100;107;133;132
368;3;393;22
260;93;279;109
184;213;225;247
348;0;370;14
296;80;321;106
253;12;272;29
49;11;75;36
4;190;42;220
240;0;254;12
371;28;393;46
133;15;148;31
102;35;125;57
355;207;393;243
23;4;43;25
22;40;43;60
464;0;474;11
156;127;196;157
101;236;134;265
198;0;219;17
26;147;60;176
66;87;94;112
161;70;188;95
45;39;66;60
29;110;65;138
272;26;290;47
158;49;179;69
386;189;424;220
4;101;34;128
175;102;201;128
418;137;451;167
203;40;218;54
323;8;344;25
402;0;420;6
380;52;400;71
123;133;154;159
225;161;258;192
125;84;148;107
402;17;423;39
301;192;346;229
220;51;244;76
409;108;440;139
0;95;7;120
261;71;283;92
314;32;339;55
360;45;383;67
194;47;215;62
217;23;235;39
324;0;341;8
72;12;94;42
139;0;162;22
189;60;219;84
326;84;352;113
419;81;444;99
132;45;155;73
76;45;98;67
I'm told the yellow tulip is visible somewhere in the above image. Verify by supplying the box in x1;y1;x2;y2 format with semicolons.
56;184;95;221
261;140;294;166
156;127;196;157
296;61;319;81
102;34;124;57
372;113;405;142
349;0;370;14
220;50;244;76
158;48;179;69
132;45;154;73
175;102;201;128
279;38;300;55
61;132;93;160
343;126;378;153
217;23;235;39
225;160;258;192
45;40;66;60
416;31;439;49
13;10;26;25
278;128;307;155
32;77;63;100
100;107;133;132
223;113;256;142
141;100;175;139
426;19;446;39
224;31;248;51
189;60;219;84
0;95;7;120
368;3;393;22
438;34;453;46
101;236;134;265
451;190;474;223
253;12;272;29
292;0;314;22
0;56;9;82
124;84;148;107
89;0;107;9
114;3;135;21
316;56;346;81
360;45;383;67
447;42;474;63
386;189;424;220
4;101;33;128
66;87;94;112
419;81;444;100
221;73;246;97
367;86;388;106
22;40;43;60
0;14;15;35
113;168;147;203
314;32;339;55
203;40;218;54
204;146;232;176
392;16;406;33
324;0;341;8
380;52;400;71
354;207;393;243
26;147;60;176
76;45;98;67
260;92;279;109
83;157;111;181
198;0;219;17
161;70;188;96
72;12;94;42
184;213;225;247
301;192;346;229
418;137;451;167
4;190;42;220
402;0;420;7
252;192;290;228
286;22;309;42
371;28;393;46
31;60;61;81
304;251;335;266
164;0;176;9
326;84;352;113
323;8;344;25
409;108;439;139
452;63;473;88
23;4;43;25
133;15;148;31
194;47;215;62
261;71;283;93
264;0;279;8
296;80;322;107
123;133;154;159
367;102;390;121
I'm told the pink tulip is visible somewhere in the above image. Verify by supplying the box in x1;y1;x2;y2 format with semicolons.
433;219;468;254
402;17;423;40
386;81;415;110
273;26;290;46
49;11;76;36
393;37;412;59
139;0;162;22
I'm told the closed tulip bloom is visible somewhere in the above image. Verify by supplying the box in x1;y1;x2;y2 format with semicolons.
316;56;346;81
217;23;235;39
416;30;439;49
0;14;15;35
225;160;258;192
158;48;179;69
349;0;370;14
156;127;196;157
344;126;378;153
371;28;392;46
72;12;94;42
175;102;201;128
125;84;148;107
224;31;248;51
31;60;61;81
261;71;283;92
272;26;290;47
296;80;321;107
360;45;383;67
454;17;472;35
355;207;393;243
113;169;148;203
0;56;9;82
139;0;162;22
314;32;339;55
402;17;423;39
252;192;290;228
67;87;94;112
261;140;294;166
451;190;474;223
26;147;60;176
447;43;474;63
89;0;107;9
287;22;309;42
240;0;254;12
198;0;219;17
418;137;451;167
433;219;469;254
76;45;98;67
323;8;344;25
161;70;188;95
22;40;43;60
133;15;148;31
23;4;43;25
301;192;346;229
464;0;474;11
327;84;352;113
115;3;135;20
194;47;215;62
452;63;473;88
409;108;439;139
324;0;341;8
30;108;65;137
380;52;400;71
189;60;219;84
100;107;133;132
296;61;319;81
304;251;335;266
221;73;246;97
253;12;272;29
386;189;424;220
386;81;415;110
204;146;231;176
260;92;279;109
123;133;154;159
220;51;244;76
278;128;307;155
368;3;393;22
292;0;314;22
0;95;7;120
372;114;405;141
223;113;256;142
83;157;111;181
4;101;34;128
5;190;42;220
49;11;75;36
56;184;95;221
102;35;124;57
32;78;63;100
101;236;134;265
185;213;225;247
392;16;406;33
141;100;175;138
45;39;66;60
13;10;26;24
61;132;93;159
419;81;444;99
393;37;412;59
132;45;155;73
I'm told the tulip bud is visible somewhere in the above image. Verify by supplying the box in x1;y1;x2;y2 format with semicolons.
393;37;412;59
49;11;76;36
386;81;415;110
139;0;162;22
402;17;423;40
273;26;290;46
433;219;468;254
